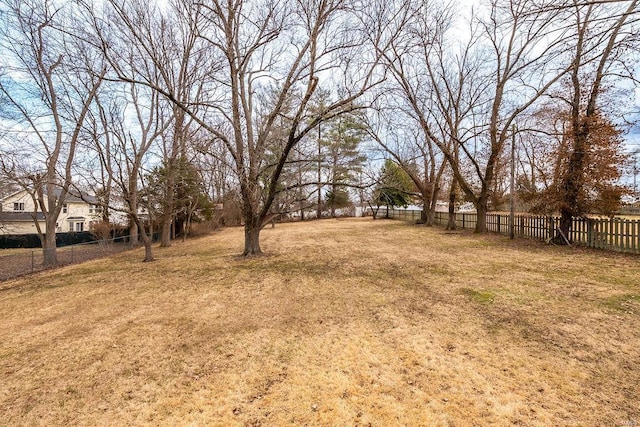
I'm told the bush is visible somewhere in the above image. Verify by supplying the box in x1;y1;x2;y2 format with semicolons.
0;233;42;249
90;220;113;241
0;231;98;249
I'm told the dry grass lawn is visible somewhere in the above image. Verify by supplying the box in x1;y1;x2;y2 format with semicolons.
1;218;639;426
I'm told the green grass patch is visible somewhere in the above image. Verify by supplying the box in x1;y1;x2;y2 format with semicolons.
602;294;640;313
459;287;496;304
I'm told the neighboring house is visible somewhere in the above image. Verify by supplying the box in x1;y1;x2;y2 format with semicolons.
0;211;46;235
0;188;101;235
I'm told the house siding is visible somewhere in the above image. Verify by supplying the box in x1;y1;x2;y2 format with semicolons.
0;220;44;235
0;190;100;235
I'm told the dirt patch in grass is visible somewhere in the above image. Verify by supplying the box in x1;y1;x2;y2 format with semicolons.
1;218;639;426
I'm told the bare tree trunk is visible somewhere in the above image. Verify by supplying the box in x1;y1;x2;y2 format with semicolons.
42;221;58;267
129;219;139;248
317;128;322;220
368;202;379;220
446;182;456;231
297;162;305;221
475;201;488;234
421;186;437;226
243;217;262;256
160;157;176;247
128;178;140;248
330;182;336;218
556;208;573;245
421;202;429;225
555;129;587;243
101;183;112;223
428;191;439;226
143;239;154;262
139;221;154;262
160;210;172;247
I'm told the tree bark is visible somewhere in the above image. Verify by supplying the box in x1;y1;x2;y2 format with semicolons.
317;124;323;220
420;186;432;225
475;201;488;233
160;213;172;247
421;202;429;225
160;162;175;247
555;126;588;243
427;195;438;226
129;216;139;248
330;182;336;218
243;219;262;256
42;220;58;267
133;217;154;262
555;208;573;245
446;186;456;230
143;239;154;262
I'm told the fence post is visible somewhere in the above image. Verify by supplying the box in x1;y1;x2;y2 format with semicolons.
462;213;466;229
587;218;594;248
31;250;35;273
519;216;524;236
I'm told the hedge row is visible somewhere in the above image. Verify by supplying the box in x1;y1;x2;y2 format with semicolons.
0;232;96;249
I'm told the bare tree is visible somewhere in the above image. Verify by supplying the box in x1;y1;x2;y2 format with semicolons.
98;81;170;261
368;0;480;227
468;0;573;231
549;0;639;243
98;0;382;255
0;0;105;266
373;0;576;232
367;109;446;225
151;0;210;247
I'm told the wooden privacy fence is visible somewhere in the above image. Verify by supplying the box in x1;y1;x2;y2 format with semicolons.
385;209;640;254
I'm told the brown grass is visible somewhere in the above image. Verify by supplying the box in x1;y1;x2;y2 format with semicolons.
0;248;35;257
1;218;639;426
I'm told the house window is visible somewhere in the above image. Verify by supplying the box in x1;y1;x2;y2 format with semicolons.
89;204;102;214
13;202;24;211
75;222;84;232
62;204;68;214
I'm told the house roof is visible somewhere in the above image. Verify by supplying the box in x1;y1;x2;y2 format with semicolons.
0;212;46;222
0;187;98;204
49;188;99;204
0;189;27;202
0;183;19;199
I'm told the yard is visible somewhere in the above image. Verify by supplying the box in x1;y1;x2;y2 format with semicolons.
0;218;638;426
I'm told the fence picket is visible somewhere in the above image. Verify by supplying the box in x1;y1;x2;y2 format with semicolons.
624;220;630;251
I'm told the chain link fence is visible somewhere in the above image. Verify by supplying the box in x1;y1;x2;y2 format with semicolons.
0;236;138;282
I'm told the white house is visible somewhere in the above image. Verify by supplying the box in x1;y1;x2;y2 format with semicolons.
0;188;101;235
